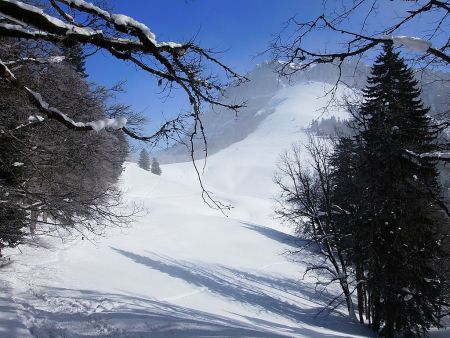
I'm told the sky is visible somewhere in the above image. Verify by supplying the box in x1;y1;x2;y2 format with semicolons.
85;0;447;143
86;0;323;135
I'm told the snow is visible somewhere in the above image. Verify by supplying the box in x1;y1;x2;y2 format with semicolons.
0;59;16;81
24;86;127;131
87;116;127;132
59;1;182;48
5;56;65;65
0;283;31;338
48;56;65;63
158;41;183;48
0;81;380;337
25;88;49;109
381;35;432;52
407;149;450;159
1;1;101;37
161;62;360;163
0;23;46;37
1;1;190;55
1;79;445;336
62;0;111;19
111;14;157;45
403;294;413;302
65;25;99;37
3;0;43;14
28;115;44;123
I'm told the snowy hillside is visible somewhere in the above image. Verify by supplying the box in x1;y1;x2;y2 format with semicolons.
1;80;448;337
0;81;378;337
160;61;450;163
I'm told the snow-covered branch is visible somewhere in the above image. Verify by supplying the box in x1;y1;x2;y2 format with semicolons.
381;35;450;64
1;59;127;132
271;0;449;76
0;0;246;211
406;149;450;162
0;0;246;130
4;56;65;65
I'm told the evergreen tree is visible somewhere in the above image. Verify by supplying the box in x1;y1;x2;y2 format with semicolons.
63;43;87;77
138;149;150;171
333;43;448;336
151;157;162;176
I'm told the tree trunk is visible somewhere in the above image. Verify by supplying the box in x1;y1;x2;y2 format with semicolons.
372;289;381;333
356;265;365;323
341;279;357;321
30;210;37;234
364;282;370;326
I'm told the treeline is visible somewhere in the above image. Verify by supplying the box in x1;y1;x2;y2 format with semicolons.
307;116;352;138
0;38;130;256
275;44;450;336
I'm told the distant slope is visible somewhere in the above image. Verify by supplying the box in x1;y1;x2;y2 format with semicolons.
159;61;449;163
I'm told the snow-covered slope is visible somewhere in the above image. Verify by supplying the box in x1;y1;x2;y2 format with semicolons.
1;80;447;337
0;81;360;337
160;61;450;163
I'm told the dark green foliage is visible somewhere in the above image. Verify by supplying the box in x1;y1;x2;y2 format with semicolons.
63;43;87;77
332;43;449;336
308;116;352;138
151;157;162;176
138;149;150;171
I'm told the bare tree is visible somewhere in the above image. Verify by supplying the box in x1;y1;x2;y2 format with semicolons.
0;37;139;251
274;135;357;320
0;0;247;208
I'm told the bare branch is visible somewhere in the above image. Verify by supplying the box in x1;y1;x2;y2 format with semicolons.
0;0;248;211
270;0;449;75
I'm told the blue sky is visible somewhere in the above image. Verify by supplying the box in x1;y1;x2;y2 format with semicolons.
87;0;323;130
85;0;446;140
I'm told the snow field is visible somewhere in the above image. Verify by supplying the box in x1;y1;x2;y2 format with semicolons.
1;82;378;337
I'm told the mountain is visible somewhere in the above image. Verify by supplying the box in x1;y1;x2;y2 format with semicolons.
159;61;450;163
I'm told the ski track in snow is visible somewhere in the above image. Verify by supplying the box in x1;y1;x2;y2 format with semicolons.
1;81;446;337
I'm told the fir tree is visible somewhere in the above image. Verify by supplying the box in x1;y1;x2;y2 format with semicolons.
63;43;87;77
151;157;162;176
138;149;150;171
335;43;448;337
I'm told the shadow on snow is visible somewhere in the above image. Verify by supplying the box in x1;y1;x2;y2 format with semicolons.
239;222;315;251
109;248;372;337
4;247;373;337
